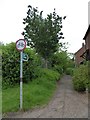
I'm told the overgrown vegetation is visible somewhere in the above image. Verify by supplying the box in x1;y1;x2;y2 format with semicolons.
2;42;75;113
2;42;41;89
2;69;60;113
2;42;74;89
2;41;74;113
65;67;74;76
72;64;89;92
50;51;75;74
2;5;75;113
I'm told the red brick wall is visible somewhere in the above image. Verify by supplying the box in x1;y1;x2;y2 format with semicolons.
75;46;85;66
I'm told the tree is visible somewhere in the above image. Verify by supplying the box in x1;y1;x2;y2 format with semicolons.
22;5;66;68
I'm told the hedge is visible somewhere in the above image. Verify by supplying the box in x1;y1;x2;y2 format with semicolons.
72;64;89;92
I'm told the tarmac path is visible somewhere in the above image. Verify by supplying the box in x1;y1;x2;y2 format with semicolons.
4;75;88;118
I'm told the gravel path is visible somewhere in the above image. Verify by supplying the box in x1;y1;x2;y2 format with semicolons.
4;75;88;118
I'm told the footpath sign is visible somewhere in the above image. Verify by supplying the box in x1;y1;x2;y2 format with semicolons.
16;39;26;110
22;53;29;61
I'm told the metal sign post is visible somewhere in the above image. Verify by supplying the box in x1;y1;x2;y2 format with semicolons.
20;51;23;110
16;39;26;110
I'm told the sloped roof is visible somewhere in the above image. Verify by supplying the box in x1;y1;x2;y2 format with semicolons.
83;25;90;40
74;45;85;55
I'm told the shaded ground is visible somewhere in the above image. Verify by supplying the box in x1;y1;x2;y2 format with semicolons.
3;75;88;118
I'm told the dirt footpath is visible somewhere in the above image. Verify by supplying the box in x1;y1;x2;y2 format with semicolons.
5;75;88;118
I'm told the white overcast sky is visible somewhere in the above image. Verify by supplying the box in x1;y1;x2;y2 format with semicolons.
0;0;89;53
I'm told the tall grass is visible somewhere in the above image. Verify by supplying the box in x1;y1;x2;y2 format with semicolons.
2;69;60;113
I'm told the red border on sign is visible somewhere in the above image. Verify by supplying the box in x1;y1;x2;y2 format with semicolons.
16;39;26;51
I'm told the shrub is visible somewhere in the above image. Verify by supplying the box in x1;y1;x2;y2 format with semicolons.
2;43;41;89
72;65;88;92
65;67;74;76
52;65;63;74
33;68;60;82
32;68;60;90
2;42;60;89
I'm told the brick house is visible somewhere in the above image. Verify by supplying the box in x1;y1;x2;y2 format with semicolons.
75;25;90;66
74;43;85;66
83;25;90;60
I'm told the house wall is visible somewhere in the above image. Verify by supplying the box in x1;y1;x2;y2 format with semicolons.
85;32;90;50
75;46;85;66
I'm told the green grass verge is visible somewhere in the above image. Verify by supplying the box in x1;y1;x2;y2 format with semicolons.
2;69;60;113
2;81;56;113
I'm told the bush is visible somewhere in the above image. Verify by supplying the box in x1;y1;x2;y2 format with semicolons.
65;68;74;75
32;68;60;90
2;43;41;89
2;42;61;89
33;68;60;82
52;65;63;74
72;65;88;92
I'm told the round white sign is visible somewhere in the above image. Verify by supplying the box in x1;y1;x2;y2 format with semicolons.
16;39;26;51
